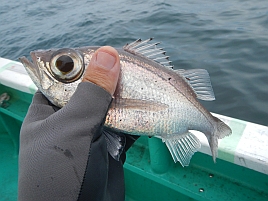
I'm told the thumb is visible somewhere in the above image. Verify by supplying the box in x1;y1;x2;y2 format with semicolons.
82;46;120;95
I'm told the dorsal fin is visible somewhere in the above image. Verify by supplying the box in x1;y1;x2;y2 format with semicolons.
123;38;173;69
175;69;216;101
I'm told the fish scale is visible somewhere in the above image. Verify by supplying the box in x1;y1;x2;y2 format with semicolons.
19;38;232;167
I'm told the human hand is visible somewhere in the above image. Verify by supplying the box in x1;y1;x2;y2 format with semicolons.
83;46;120;95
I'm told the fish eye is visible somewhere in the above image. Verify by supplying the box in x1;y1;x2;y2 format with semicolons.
55;55;74;74
50;49;84;83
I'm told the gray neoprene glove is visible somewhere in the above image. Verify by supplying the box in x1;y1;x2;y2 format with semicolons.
18;46;133;201
18;82;114;200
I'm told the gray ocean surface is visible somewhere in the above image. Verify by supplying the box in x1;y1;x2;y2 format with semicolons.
0;0;267;126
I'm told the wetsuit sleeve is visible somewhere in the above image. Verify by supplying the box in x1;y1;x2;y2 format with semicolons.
18;82;114;201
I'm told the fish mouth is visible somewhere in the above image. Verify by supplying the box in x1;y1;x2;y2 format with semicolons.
19;52;40;81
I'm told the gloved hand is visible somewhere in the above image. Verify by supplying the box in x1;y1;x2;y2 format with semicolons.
18;46;132;201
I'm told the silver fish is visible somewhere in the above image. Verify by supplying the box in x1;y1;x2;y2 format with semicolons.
19;38;232;166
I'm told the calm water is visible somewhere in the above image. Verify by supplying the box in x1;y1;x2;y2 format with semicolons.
1;0;268;126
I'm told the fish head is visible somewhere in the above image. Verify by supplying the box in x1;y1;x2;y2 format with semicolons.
19;47;97;107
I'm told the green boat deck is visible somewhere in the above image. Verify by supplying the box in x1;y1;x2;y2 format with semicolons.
0;57;268;200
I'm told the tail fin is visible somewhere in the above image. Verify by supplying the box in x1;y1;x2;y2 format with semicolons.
209;117;232;162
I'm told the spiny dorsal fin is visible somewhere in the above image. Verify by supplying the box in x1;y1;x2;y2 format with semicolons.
123;38;173;69
175;69;215;101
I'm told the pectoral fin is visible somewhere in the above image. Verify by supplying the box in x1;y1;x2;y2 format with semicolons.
111;98;168;112
163;132;201;167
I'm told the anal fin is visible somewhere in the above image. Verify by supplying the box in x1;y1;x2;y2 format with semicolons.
163;132;201;167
